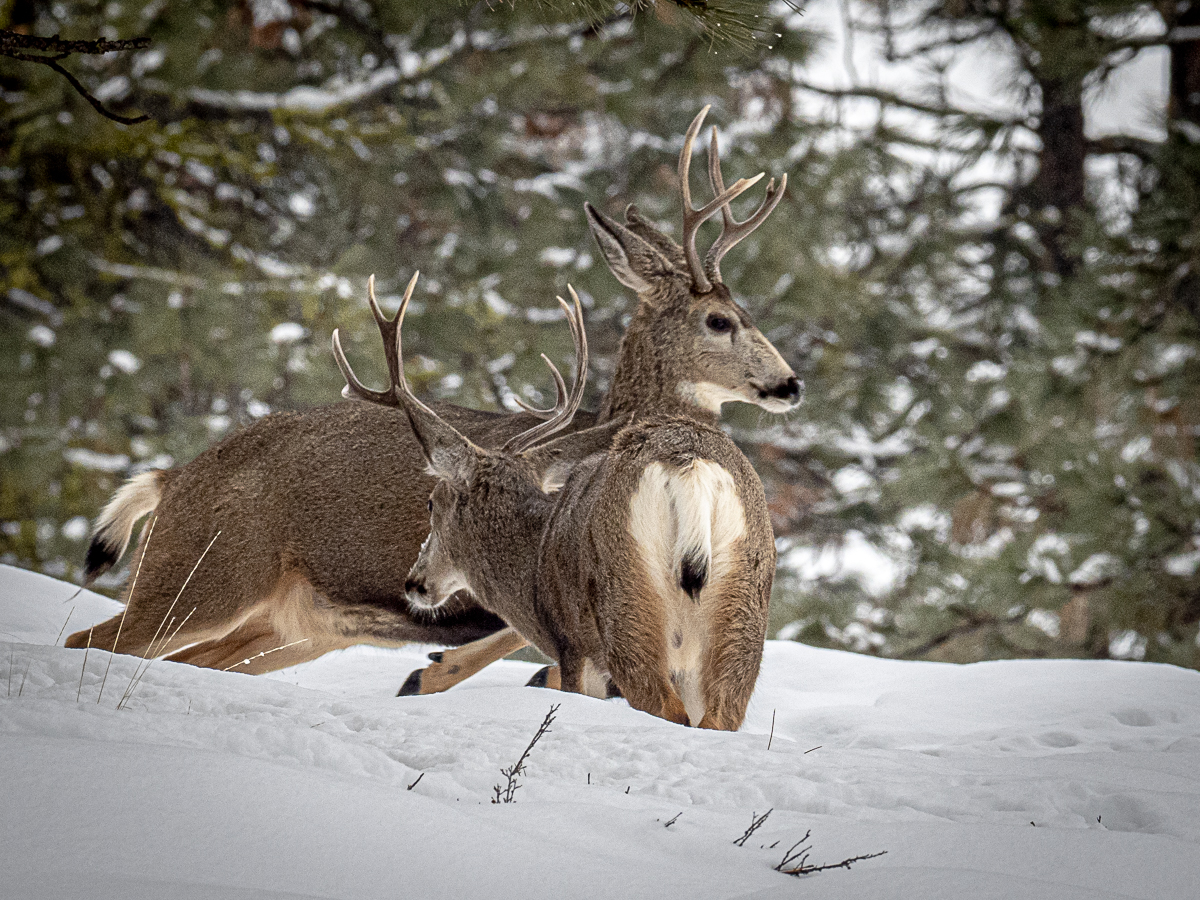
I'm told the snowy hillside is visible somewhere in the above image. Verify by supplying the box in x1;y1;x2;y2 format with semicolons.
2;562;1198;899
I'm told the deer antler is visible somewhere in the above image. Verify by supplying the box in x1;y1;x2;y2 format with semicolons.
501;286;589;455
680;106;764;294
335;274;562;420
705;127;787;283
332;273;417;407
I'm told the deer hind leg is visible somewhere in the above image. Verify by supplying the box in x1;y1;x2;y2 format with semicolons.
696;569;767;732
397;626;529;696
166;617;327;674
168;571;346;674
65;596;238;659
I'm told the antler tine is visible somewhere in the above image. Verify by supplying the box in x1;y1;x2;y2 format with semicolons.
511;295;581;418
502;286;589;455
386;270;444;424
705;126;788;283
333;273;408;406
512;355;569;417
679;106;764;294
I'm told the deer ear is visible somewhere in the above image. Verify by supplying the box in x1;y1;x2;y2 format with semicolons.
584;202;674;297
522;417;628;493
401;402;478;489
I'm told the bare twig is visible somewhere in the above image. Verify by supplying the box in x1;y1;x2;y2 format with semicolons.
734;809;773;847
0;29;151;124
97;516;156;704
492;704;560;804
407;772;425;791
664;812;682;828
767;708;776;750
774;831;888;877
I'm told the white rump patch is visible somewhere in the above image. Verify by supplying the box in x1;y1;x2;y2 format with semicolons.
627;459;746;726
93;471;163;559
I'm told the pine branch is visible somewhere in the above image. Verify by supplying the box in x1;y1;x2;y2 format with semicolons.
0;29;151;124
793;80;1034;132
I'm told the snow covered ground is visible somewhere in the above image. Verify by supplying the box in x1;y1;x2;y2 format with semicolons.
2;562;1198;899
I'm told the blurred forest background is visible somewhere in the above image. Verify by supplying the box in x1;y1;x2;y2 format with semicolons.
2;0;1199;668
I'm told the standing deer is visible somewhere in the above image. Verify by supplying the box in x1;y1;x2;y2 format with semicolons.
68;107;797;692
400;105;799;694
392;282;774;729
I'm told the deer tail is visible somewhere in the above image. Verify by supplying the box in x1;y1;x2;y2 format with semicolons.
84;470;167;584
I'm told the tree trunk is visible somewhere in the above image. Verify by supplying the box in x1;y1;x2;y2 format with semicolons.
1169;3;1200;126
1031;75;1087;276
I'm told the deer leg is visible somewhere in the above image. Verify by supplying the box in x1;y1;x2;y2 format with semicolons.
695;576;767;732
164;614;328;674
167;620;328;674
397;626;528;696
526;665;562;690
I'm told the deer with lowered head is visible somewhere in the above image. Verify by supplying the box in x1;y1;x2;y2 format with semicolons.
391;279;774;728
68;107;797;694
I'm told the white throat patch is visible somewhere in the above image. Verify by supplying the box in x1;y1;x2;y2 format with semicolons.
677;381;747;414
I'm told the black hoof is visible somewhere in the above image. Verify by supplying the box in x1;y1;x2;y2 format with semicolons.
526;665;552;688
605;680;623;699
427;651;443;663
397;669;424;696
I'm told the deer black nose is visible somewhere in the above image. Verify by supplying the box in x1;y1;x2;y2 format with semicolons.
764;376;802;402
405;578;427;596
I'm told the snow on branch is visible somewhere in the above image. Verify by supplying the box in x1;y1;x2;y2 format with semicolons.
185;66;401;116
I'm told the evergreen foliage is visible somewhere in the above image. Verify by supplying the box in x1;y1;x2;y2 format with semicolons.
2;0;1197;668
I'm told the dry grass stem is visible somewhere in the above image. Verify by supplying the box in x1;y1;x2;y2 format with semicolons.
77;625;93;702
221;637;310;672
117;605;198;710
97;515;156;704
6;643;13;698
112;532;220;710
767;708;776;750
17;657;32;697
55;607;76;646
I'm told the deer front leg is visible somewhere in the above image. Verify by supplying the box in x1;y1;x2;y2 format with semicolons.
397;627;528;696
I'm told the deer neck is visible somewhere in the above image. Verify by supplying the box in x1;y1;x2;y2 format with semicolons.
469;489;552;616
599;317;719;427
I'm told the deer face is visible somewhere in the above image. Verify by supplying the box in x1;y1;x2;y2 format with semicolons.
677;284;801;414
405;458;551;615
586;203;801;416
405;482;472;611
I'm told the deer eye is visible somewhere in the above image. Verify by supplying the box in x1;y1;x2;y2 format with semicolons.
706;314;733;334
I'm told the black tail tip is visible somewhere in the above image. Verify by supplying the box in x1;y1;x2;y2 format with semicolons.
397;669;424;697
680;552;708;601
83;538;118;584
